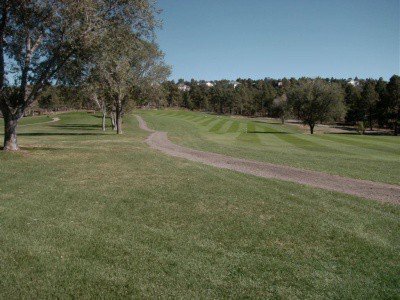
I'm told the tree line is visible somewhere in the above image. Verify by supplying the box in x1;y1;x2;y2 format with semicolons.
156;76;400;135
34;75;400;136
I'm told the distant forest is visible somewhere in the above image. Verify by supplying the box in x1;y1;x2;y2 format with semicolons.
35;75;400;135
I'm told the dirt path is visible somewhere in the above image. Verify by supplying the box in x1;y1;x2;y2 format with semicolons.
136;115;400;205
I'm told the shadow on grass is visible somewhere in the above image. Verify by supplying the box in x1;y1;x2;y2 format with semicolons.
18;132;105;136
20;146;61;151
51;124;102;129
327;132;396;136
0;146;60;151
247;131;292;134
254;120;284;125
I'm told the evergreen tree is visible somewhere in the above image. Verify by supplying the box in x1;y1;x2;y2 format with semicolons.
387;75;400;135
361;81;379;130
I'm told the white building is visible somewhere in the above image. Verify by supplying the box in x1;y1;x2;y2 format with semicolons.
229;81;240;88
177;83;191;92
205;82;214;87
348;79;360;87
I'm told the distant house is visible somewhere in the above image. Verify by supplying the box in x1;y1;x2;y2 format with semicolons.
177;83;191;92
348;79;360;87
277;81;283;87
205;82;214;87
229;81;240;88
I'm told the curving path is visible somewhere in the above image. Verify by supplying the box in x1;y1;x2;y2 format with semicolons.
136;115;400;205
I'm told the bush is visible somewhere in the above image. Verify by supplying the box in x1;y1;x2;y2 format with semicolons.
356;121;365;134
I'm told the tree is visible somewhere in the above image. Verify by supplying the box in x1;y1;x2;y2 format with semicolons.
182;91;193;110
387;75;400;135
344;84;362;124
0;0;159;150
87;81;108;131
271;93;290;124
164;81;182;107
288;79;346;134
255;81;276;116
94;28;169;134
375;77;389;128
361;81;379;130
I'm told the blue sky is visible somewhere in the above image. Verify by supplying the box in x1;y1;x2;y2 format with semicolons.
156;0;399;81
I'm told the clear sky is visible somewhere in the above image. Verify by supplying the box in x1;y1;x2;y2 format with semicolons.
156;0;399;81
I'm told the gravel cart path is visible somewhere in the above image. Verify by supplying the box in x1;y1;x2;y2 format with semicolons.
136;115;400;205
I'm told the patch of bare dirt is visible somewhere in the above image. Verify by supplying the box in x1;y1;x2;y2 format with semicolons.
136;115;400;205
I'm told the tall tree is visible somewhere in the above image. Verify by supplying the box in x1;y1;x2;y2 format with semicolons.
255;81;276;116
94;29;168;134
271;93;290;124
375;77;389;128
387;75;400;135
0;0;159;150
344;84;362;124
361;81;379;130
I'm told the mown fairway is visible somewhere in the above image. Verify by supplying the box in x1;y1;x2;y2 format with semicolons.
0;112;399;298
139;110;400;185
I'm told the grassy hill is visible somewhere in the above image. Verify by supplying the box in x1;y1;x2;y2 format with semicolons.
0;111;399;298
139;110;400;184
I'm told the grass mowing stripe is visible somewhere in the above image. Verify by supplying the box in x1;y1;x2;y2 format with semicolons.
191;115;209;122
153;110;165;115
209;119;229;133
183;115;199;121
192;116;207;123
256;123;287;134
268;123;299;133
168;112;184;117
236;122;262;144
318;134;400;155
199;117;217;126
322;133;400;147
226;121;240;133
236;132;262;144
273;133;344;153
247;122;256;133
138;109;400;184
154;112;169;117
219;120;234;133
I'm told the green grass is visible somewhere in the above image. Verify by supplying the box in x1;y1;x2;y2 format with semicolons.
139;109;400;185
0;115;54;127
0;111;399;298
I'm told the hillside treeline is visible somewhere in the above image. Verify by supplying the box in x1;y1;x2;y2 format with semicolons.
36;75;400;135
158;76;400;134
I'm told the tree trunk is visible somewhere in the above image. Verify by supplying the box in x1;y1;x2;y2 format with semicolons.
309;123;315;134
116;112;122;134
110;112;117;130
369;112;373;131
115;100;122;134
102;109;106;132
281;115;285;124
3;116;19;151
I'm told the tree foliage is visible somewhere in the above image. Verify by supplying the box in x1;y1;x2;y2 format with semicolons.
155;76;398;134
0;0;162;149
287;79;346;134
